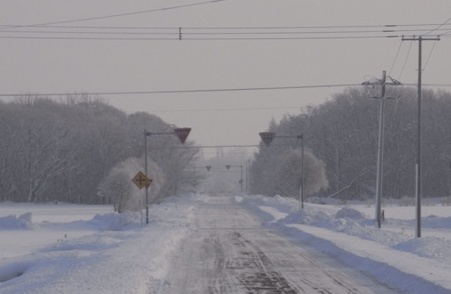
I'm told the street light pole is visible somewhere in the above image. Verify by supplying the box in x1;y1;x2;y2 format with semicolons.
144;130;151;225
240;165;243;193
143;127;191;224
225;165;244;193
300;134;304;210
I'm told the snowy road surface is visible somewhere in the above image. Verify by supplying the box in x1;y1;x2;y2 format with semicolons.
163;196;400;294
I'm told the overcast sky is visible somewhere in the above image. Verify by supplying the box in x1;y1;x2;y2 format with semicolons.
1;1;450;157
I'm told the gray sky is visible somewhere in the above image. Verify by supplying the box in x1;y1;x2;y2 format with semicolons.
1;1;450;156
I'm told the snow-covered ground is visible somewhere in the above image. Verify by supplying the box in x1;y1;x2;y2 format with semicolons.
240;195;451;293
1;194;450;293
0;197;197;294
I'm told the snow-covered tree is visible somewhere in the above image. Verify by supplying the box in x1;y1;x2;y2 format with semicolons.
275;148;328;198
251;87;451;200
98;157;165;213
0;96;198;203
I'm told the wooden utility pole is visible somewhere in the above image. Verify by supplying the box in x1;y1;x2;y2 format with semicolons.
363;71;400;228
402;35;440;237
375;71;387;229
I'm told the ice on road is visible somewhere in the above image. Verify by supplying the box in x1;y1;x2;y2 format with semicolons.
163;196;399;294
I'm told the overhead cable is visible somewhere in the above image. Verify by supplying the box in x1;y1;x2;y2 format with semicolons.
2;83;450;99
0;83;360;97
0;0;226;30
1;23;450;41
422;16;451;36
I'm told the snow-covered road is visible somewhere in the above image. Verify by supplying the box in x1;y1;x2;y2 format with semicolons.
163;196;400;294
2;194;449;293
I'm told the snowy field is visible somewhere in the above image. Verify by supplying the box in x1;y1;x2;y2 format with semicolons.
1;194;451;293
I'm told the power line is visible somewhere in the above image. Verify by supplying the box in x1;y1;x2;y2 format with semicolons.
4;26;450;35
422;16;451;36
2;23;451;41
0;35;401;41
179;23;451;31
0;29;178;36
0;35;402;42
0;83;360;97
422;40;439;71
2;83;450;99
0;0;226;30
388;40;403;76
2;22;449;31
0;25;176;30
149;106;301;113
397;39;414;81
184;35;399;41
0;36;176;41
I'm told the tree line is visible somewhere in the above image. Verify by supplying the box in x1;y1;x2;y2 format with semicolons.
3;86;451;206
250;87;451;201
0;96;199;205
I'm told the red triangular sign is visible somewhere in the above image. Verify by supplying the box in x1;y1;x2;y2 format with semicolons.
259;132;276;147
174;128;191;144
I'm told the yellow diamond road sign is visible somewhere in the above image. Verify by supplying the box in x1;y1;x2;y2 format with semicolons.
132;171;152;190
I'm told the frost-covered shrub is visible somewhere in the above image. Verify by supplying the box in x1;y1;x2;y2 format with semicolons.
99;157;165;213
275;148;328;198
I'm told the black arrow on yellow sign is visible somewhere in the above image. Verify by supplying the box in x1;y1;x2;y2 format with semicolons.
132;171;152;190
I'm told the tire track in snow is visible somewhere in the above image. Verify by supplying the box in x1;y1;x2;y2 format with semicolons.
161;196;402;294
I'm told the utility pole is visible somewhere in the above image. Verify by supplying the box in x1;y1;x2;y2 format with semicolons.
362;71;400;229
402;35;440;237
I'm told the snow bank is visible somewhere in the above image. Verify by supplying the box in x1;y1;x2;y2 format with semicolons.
2;194;450;293
88;211;142;231
240;194;451;293
0;195;200;294
0;213;32;230
394;236;451;261
335;207;366;219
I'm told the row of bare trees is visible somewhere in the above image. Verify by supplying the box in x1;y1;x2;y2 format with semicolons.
0;96;199;204
251;87;451;201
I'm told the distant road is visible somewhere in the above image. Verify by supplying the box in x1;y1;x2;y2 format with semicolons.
162;196;401;294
